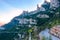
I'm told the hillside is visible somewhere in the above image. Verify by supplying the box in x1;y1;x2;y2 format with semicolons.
0;0;60;40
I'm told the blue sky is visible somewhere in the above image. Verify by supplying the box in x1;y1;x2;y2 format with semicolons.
0;0;50;25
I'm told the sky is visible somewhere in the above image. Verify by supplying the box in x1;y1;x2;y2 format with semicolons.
0;0;50;26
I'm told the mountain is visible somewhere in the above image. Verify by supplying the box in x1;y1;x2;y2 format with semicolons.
1;1;51;30
42;0;50;11
50;0;60;10
1;0;59;31
0;1;60;40
0;27;5;30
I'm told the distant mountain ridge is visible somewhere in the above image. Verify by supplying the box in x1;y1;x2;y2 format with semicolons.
0;1;51;30
1;0;60;30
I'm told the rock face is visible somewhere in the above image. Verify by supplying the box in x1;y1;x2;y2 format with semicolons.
50;0;60;9
0;27;5;30
49;25;60;39
42;0;50;11
1;0;58;30
1;1;51;30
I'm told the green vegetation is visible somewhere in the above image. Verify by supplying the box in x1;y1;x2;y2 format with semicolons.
0;1;60;40
42;36;47;40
